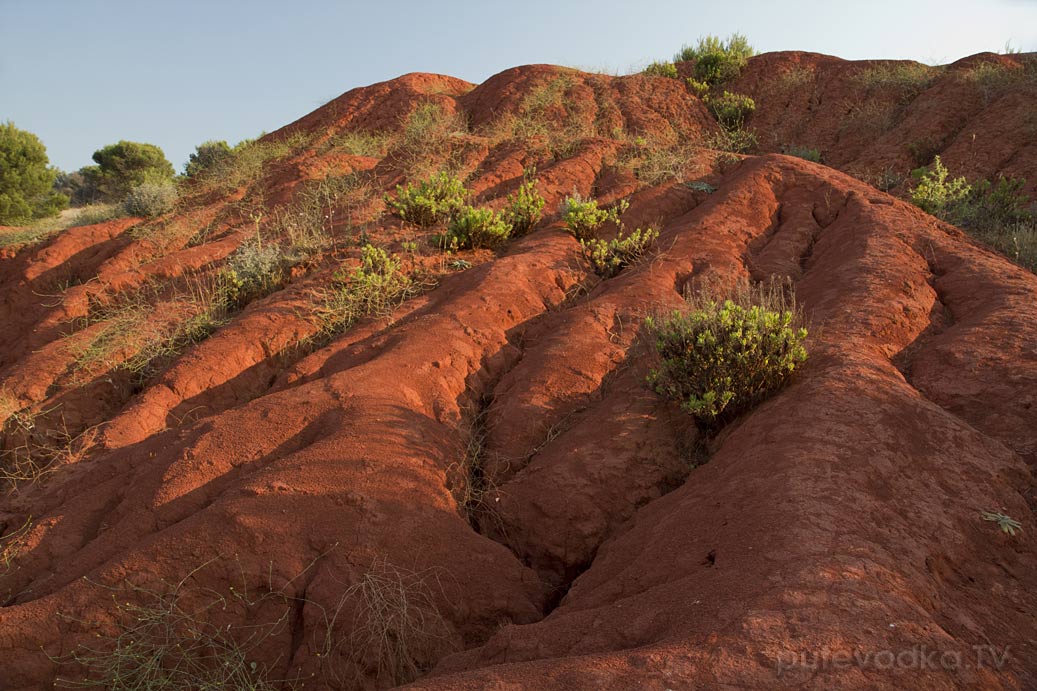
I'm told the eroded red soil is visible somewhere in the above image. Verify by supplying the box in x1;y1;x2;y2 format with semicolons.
1;54;1035;690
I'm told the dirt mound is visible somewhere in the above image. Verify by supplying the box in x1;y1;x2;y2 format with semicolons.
0;54;1035;690
733;51;1037;195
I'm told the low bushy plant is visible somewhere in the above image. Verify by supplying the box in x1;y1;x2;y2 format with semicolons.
581;227;659;278
123;182;178;217
647;280;808;427
385;172;467;226
686;78;711;98
505;176;546;235
705;91;756;129
218;239;285;309
560;194;628;241
442;206;513;250
909;156;971;216
674;34;755;86
643;62;679;79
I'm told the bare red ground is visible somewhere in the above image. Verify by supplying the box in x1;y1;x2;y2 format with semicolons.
0;54;1035;690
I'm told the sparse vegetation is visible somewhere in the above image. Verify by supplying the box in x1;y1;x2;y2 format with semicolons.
185;133;311;195
483;72;598;159
327;559;451;687
647;279;808;427
390;103;469;175
560;194;628;241
960;57;1037;104
907;136;942;167
385;172;468;226
313;245;419;338
56;561;298;690
0;203;126;249
1;403;95;492
852;62;941;102
327;129;390;158
782;145;821;162
580;227;659;278
0;514;31;578
841;100;896;135
773;65;815;94
674;34;755;86
982;510;1023;536
705;126;757;154
619;136;702;185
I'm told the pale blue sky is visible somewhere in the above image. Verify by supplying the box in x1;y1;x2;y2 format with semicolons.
2;0;1035;173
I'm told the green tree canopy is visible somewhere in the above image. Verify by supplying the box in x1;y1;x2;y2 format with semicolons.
0;121;68;225
86;140;175;199
184;140;234;177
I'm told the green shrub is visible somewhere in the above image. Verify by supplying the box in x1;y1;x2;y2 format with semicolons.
504;176;545;235
0;121;68;224
647;282;808;427
581;227;659;277
674;34;755;86
686;78;711;98
909;156;971;216
705;91;756;129
443;206;513;250
909;158;1037;272
385;172;468;226
959;176;1033;232
782;145;821;162
643;61;679;79
123;182;178;217
560;194;628;241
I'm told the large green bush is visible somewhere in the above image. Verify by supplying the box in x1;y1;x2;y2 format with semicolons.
385;172;468;226
85;140;176;200
647;284;808;426
0;121;68;225
674;34;755;86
